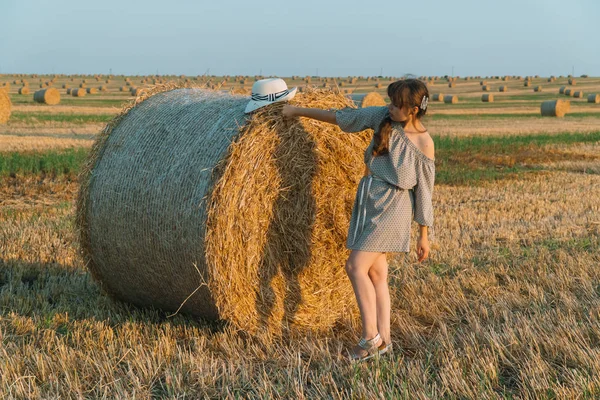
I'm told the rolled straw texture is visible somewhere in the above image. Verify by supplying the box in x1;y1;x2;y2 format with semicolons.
482;94;494;102
541;100;570;117
356;92;386;107
33;88;61;105
71;88;86;97
444;95;458;104
0;89;11;123
587;94;600;103
76;84;365;335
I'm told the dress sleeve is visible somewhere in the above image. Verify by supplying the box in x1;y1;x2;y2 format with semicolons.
413;160;435;240
335;106;388;133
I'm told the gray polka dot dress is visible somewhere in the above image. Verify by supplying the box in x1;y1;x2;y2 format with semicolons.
335;106;435;253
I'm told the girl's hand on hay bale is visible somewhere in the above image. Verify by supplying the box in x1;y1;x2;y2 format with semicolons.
416;235;430;262
282;105;297;119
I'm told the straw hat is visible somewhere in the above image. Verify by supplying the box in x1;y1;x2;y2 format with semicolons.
244;78;297;113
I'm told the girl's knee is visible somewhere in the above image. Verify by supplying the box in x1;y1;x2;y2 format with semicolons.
368;266;388;284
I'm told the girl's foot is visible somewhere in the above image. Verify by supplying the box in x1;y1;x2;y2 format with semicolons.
347;333;388;362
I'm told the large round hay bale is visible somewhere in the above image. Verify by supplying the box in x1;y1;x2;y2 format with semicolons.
444;95;458;104
76;85;365;334
99;85;108;92
448;82;455;88
482;94;494;102
482;85;491;91
131;88;146;96
524;81;531;87
541;100;570;117
0;89;11;124
534;86;542;92
87;87;98;94
565;89;573;96
587;94;600;103
573;91;584;98
356;92;387;107
66;88;72;95
80;83;87;88
431;93;444;101
33;88;61;105
568;78;576;85
19;86;30;95
480;80;487;86
499;86;508;92
119;86;127;92
71;88;86;97
559;86;566;94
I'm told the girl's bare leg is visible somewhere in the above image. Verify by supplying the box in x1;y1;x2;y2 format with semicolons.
369;253;390;344
345;250;385;348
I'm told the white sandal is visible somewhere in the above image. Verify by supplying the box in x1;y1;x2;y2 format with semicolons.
347;333;389;362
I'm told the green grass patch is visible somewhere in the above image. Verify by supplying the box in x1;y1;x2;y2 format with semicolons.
9;112;114;125
0;148;90;176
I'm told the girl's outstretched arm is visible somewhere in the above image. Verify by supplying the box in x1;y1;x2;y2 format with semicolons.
282;105;337;125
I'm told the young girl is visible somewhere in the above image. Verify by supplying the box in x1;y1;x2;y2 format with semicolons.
282;79;435;361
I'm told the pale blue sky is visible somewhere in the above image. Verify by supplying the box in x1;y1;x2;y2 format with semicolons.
1;0;598;77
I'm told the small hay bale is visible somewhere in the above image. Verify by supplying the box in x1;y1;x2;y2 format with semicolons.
431;93;444;101
443;95;458;104
482;94;494;102
119;86;127;92
568;78;576;85
448;82;455;88
62;84;69;89
79;83;87;88
524;81;531;87
131;88;146;96
87;87;98;94
99;85;108;92
19;86;30;95
71;88;86;97
573;91;583;98
587;94;600;103
548;77;556;82
541;100;570;117
76;85;369;335
559;86;566;94
33;88;61;105
0;89;11;124
482;85;491;91
66;88;72;95
356;92;387;108
480;80;487;86
534;86;542;92
565;89;573;96
499;86;508;92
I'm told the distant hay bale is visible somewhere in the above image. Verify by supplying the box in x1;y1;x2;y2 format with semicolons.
499;86;508;92
548;77;556;82
482;85;491;91
573;91;583;98
431;93;444;101
480;80;487;86
71;88;86;97
76;85;368;335
0;89;11;124
568;79;576;85
541;100;570;117
120;86;127;92
19;86;30;95
559;86;566;94
534;86;542;92
66;88;72;95
33;88;61;105
565;89;573;96
448;82;455;88
357;92;387;107
99;85;108;92
131;88;146;96
587;94;600;103
524;81;531;87
87;87;98;94
482;94;494;102
62;84;69;89
80;83;87;88
444;95;458;104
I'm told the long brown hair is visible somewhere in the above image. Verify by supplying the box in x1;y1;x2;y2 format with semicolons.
372;79;429;156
